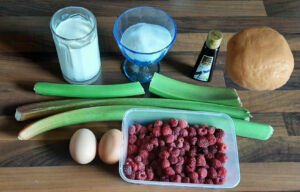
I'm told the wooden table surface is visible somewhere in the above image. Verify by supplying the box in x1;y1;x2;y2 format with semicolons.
0;0;300;191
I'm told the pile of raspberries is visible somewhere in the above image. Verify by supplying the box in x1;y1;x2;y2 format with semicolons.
123;118;228;185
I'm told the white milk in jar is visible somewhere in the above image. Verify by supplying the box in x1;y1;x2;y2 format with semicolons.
51;7;101;84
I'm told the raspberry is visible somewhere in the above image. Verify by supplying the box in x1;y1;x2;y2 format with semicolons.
177;156;184;165
188;127;197;137
123;164;132;177
196;154;206;167
127;144;137;156
208;145;218;154
134;155;142;162
207;134;217;146
182;177;190;183
147;123;153;129
152;126;161;137
142;158;149;165
128;135;137;144
160;176;169;182
162;159;170;168
170;156;178;164
217;142;228;152
140;126;148;135
215;152;228;164
168;142;176;148
183;141;190;151
197;168;207;179
159;139;165;147
165;135;175;143
150;138;159;147
188;157;196;167
165;167;175;176
159;150;170;159
130;161;138;172
170;148;180;157
205;152;214;160
189;146;197;157
199;179;205;184
211;159;222;169
197;136;209;148
154;120;163;127
179;172;185;178
137;161;145;171
135;124;142;133
139;150;149;159
146;167;154;181
197;128;207;136
191;179;199;183
219;178;225;184
162;125;172;136
205;178;213;184
178;120;188;129
217;167;227;179
180;129;188;137
208;167;217;179
189;172;199;180
208;126;216;135
185;165;195;173
156;168;163;177
127;172;136;180
169;118;179;127
173;127;181;136
171;175;181;183
215;129;225;139
136;139;142;147
193;124;199;129
180;148;185;156
144;143;154;152
190;137;198;145
125;157;133;164
138;133;145;140
129;125;136;135
136;170;147;180
176;140;183;148
213;177;220;184
174;164;183;174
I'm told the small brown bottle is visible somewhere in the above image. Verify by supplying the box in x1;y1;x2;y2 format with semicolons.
192;30;223;82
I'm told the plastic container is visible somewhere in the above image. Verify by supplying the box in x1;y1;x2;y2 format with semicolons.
119;108;240;188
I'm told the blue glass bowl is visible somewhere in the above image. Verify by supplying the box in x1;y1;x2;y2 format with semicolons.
113;6;177;83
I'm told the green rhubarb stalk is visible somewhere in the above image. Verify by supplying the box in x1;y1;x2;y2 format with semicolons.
15;98;251;121
18;105;273;140
149;73;242;107
34;82;145;98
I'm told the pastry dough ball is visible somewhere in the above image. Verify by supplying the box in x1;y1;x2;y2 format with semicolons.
226;27;294;90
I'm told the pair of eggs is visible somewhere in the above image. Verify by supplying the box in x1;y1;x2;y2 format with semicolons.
69;128;121;165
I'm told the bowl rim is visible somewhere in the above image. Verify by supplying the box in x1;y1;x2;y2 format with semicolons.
113;6;177;55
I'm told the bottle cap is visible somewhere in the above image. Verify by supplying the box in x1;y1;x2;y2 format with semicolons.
206;30;223;50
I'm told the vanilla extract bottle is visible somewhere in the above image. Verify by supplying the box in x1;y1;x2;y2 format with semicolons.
192;30;223;82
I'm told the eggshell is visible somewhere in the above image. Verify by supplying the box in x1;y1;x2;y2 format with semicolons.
98;129;122;164
69;128;97;164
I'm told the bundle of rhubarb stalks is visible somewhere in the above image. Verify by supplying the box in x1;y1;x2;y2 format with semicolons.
16;73;273;141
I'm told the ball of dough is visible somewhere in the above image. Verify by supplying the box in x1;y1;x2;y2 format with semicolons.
226;27;294;90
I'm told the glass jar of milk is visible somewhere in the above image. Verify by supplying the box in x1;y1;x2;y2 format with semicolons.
50;6;101;84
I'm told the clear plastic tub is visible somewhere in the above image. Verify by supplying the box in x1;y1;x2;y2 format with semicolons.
119;108;240;188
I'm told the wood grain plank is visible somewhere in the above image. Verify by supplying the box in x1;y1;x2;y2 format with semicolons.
264;0;300;17
2;32;300;53
0;1;267;17
0;163;299;191
239;90;300;113
283;113;300;136
3;137;299;166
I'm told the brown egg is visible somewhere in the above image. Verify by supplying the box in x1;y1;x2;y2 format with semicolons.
98;129;122;164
